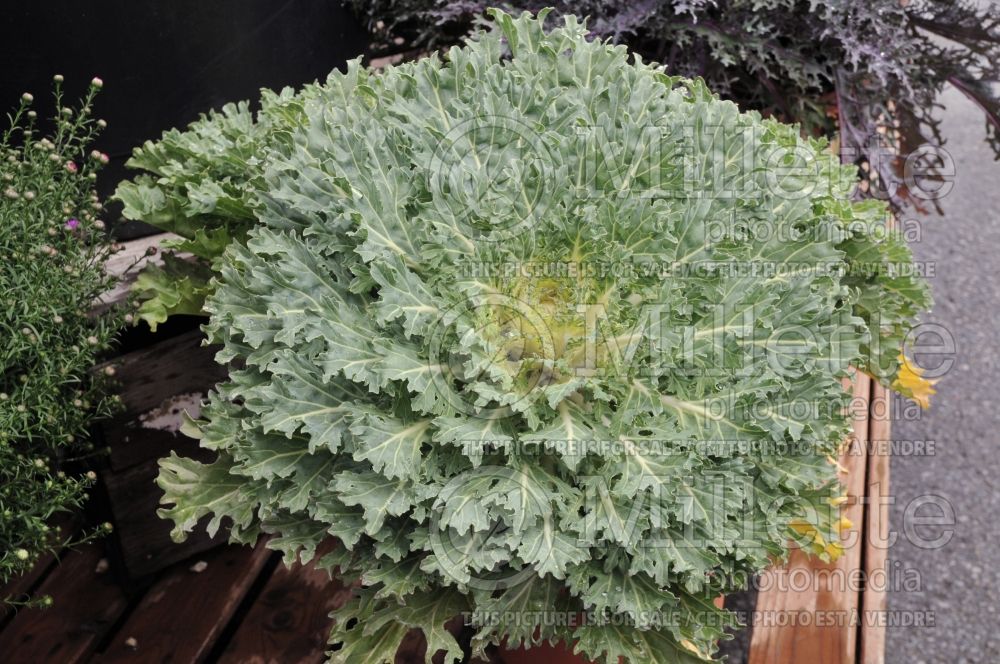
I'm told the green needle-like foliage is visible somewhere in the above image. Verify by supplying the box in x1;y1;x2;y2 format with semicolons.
1;79;120;597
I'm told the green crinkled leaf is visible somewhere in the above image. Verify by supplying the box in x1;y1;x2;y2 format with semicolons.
162;225;237;260
432;414;513;467
333;470;418;536
131;253;214;331
350;414;433;481
157;452;256;542
367;589;470;664
365;554;432;600
328;590;413;664
469;575;570;649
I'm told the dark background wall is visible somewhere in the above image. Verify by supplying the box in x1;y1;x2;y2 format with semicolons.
0;0;367;237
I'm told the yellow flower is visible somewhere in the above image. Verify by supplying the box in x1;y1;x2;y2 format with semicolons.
789;519;815;536
892;353;937;409
837;516;853;534
825;543;845;561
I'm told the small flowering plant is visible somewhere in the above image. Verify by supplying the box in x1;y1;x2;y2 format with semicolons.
0;77;120;602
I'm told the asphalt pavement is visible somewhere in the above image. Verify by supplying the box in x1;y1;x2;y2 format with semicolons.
887;81;1000;663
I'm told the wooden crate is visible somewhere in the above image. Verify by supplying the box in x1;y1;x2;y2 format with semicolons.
746;376;891;664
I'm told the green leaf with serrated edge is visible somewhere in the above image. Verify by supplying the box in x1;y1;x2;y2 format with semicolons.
364;554;432;600
366;589;470;664
333;470;416;536
635;627;718;664
469;575;573;650
607;429;695;499
574;476;653;548
432;414;513;467
568;564;677;624
572;622;646;664
246;353;364;454
157;453;256;542
629;525;723;591
131;253;213;331
328;590;412;664
417;526;515;586
518;516;589;578
312;496;368;549
370;255;441;338
350;414;432;481
520;401;605;471
260;514;329;563
372;518;413;562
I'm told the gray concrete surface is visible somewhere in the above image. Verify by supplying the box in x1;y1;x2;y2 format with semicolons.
887;81;1000;662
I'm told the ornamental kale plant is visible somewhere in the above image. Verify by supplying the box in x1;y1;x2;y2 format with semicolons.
158;11;930;663
1;79;119;598
351;0;1000;211
114;87;322;330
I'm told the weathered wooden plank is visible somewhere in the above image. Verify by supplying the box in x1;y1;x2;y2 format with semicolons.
100;454;227;581
96;542;274;664
0;557;56;626
0;513;82;624
218;546;353;664
95;328;226;472
860;382;891;664
748;372;871;664
0;543;129;663
92;299;229;581
94;232;184;312
493;641;585;664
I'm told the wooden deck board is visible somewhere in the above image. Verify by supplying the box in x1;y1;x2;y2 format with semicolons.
95;326;230;580
100;454;226;582
0;556;56;626
95;543;273;663
96;328;226;474
217;550;352;664
0;543;129;663
95;233;184;313
0;512;81;625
